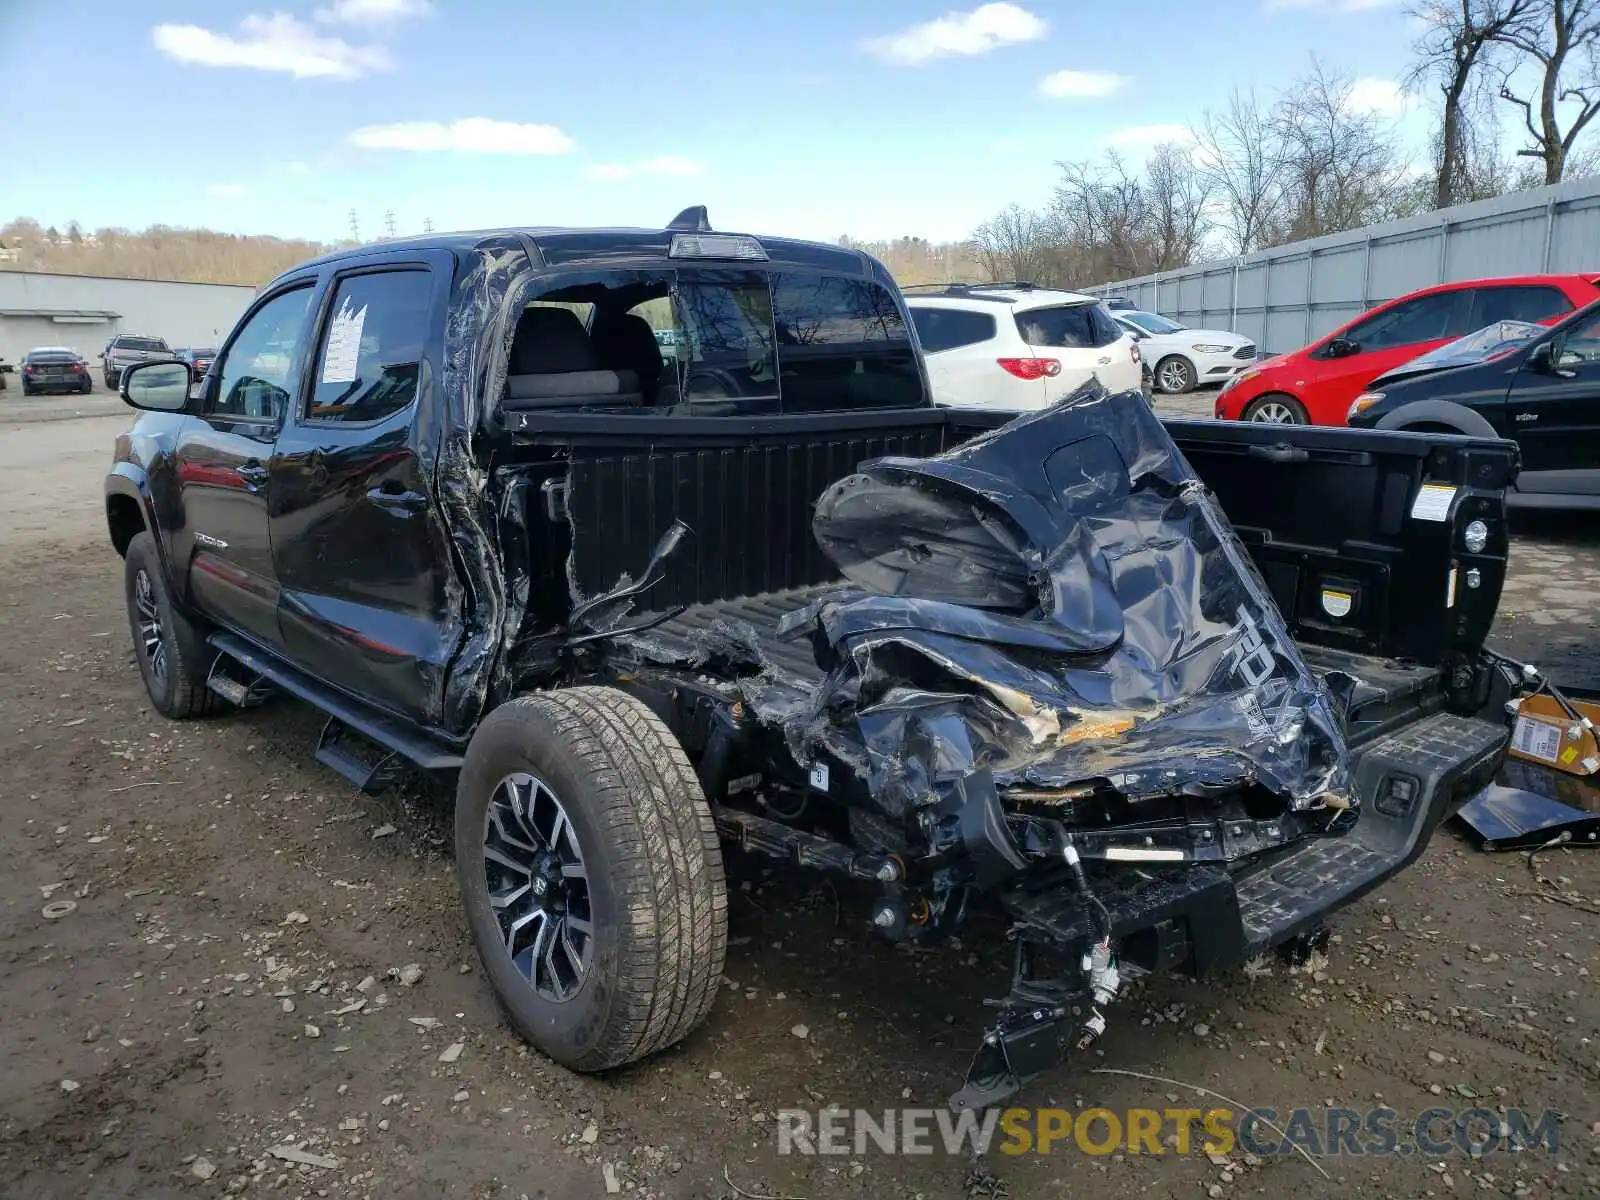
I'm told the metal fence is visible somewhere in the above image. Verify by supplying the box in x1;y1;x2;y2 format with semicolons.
1079;178;1600;354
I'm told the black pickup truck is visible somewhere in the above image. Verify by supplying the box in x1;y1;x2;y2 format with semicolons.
106;210;1516;1108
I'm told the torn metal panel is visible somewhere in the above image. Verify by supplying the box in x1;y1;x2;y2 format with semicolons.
788;386;1351;816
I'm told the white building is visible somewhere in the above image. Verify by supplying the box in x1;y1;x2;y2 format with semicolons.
0;271;255;365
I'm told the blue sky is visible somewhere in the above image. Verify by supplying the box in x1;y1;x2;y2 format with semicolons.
2;0;1429;244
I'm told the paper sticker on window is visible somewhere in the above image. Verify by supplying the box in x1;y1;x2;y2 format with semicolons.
808;762;830;792
1512;715;1564;764
1320;589;1353;618
320;297;367;384
1446;566;1457;609
1410;483;1457;522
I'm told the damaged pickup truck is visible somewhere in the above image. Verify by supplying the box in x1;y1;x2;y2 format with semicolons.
106;210;1517;1108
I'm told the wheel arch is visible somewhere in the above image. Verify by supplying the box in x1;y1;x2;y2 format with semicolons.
1374;399;1498;438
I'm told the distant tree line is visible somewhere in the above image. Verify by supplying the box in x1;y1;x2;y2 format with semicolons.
974;4;1600;289
0;218;349;287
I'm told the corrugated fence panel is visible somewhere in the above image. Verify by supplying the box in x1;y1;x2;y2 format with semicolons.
1083;178;1600;355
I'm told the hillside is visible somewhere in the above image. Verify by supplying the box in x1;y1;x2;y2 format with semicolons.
1;218;980;289
0;219;348;287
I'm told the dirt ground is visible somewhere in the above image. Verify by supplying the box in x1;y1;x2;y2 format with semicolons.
2;405;1598;1200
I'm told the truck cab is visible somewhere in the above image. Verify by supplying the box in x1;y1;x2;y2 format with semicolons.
106;212;1517;1108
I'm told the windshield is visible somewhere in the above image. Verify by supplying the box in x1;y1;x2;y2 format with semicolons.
1395;320;1543;374
1126;311;1184;335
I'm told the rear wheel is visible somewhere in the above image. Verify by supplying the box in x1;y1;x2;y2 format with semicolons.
1243;393;1308;424
1155;355;1196;395
123;532;219;719
456;686;727;1072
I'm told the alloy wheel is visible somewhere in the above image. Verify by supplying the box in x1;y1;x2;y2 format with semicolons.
133;569;168;687
1158;361;1190;393
1249;400;1298;424
483;772;593;1002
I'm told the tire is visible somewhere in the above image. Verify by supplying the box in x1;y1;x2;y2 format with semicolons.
456;686;727;1073
1243;393;1309;424
123;532;219;719
1154;355;1197;395
21;384;33;397
1140;366;1154;403
104;370;118;390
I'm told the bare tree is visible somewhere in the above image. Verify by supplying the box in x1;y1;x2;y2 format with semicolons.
1494;0;1600;183
1409;0;1532;206
1272;61;1420;242
971;204;1058;284
1143;143;1215;268
1194;90;1285;254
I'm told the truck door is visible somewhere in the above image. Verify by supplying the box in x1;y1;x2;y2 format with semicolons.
268;258;458;725
174;283;317;649
1504;308;1600;498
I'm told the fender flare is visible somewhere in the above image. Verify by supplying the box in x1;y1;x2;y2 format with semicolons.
1373;398;1498;438
105;464;179;594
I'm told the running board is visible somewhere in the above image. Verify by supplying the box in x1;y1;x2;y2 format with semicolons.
207;631;465;777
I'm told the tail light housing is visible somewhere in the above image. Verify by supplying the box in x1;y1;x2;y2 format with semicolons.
997;357;1062;381
1130;342;1141;366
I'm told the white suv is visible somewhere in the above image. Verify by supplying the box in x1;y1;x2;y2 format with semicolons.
904;285;1142;411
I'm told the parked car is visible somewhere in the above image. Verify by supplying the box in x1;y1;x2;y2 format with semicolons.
173;347;218;378
1113;310;1256;394
20;346;92;395
1101;295;1137;312
904;284;1141;409
101;334;175;389
1214;274;1600;424
1348;302;1600;510
106;212;1514;1109
0;356;12;390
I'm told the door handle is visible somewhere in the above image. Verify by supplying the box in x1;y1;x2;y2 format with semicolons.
367;482;427;512
237;461;270;489
1246;442;1310;464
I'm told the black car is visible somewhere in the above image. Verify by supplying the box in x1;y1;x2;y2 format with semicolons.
173;346;218;378
20;346;93;396
1347;301;1600;511
103;210;1514;1109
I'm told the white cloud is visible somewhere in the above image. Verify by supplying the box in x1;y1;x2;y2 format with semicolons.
349;117;577;155
1039;69;1127;99
315;0;431;25
1264;0;1399;11
584;156;704;181
151;14;390;79
206;182;249;199
862;3;1046;65
1105;123;1196;153
1348;76;1409;115
280;161;311;175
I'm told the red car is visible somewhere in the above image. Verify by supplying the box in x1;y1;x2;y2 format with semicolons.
1214;274;1600;424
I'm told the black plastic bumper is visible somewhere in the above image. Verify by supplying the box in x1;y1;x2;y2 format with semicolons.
999;711;1509;973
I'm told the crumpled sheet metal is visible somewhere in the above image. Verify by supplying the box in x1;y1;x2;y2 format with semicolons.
783;387;1351;816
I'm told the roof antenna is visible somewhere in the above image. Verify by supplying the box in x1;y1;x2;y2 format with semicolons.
667;205;711;232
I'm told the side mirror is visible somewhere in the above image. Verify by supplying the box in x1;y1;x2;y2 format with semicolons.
120;360;191;412
1325;337;1360;359
1527;341;1556;373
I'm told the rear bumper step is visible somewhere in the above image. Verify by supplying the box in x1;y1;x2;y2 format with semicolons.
999;711;1508;972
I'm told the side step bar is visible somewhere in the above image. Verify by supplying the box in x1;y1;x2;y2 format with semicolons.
207;631;465;778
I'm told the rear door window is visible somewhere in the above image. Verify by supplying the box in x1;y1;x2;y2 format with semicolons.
1468;285;1573;327
910;307;996;353
1016;305;1115;349
770;272;922;412
306;269;432;424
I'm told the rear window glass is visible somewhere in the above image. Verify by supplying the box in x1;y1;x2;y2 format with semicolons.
24;349;76;361
770;273;921;412
910;307;997;353
1468;285;1573;326
117;337;168;352
512;268;920;416
1016;304;1118;349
